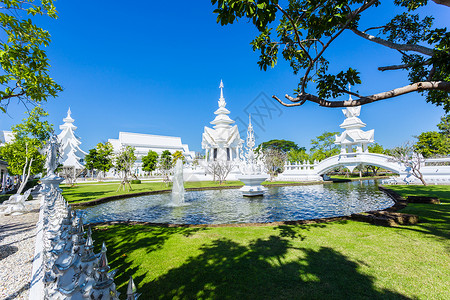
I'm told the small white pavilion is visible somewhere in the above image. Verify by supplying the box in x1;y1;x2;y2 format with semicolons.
335;98;374;154
57;108;87;169
202;80;243;162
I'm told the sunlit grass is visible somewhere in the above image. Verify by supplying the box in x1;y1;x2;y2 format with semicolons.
90;185;450;299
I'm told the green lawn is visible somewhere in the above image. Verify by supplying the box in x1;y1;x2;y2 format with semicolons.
62;181;244;204
89;185;450;299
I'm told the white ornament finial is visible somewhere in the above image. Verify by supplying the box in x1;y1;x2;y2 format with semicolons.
219;80;224;100
348;83;353;101
67;107;72;117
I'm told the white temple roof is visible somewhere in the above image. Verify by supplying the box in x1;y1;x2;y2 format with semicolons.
116;132;184;149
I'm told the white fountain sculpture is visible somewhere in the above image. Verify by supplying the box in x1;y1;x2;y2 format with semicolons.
237;115;268;196
169;159;188;206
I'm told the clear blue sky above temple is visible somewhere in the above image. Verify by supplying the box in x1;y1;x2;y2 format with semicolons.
0;1;449;152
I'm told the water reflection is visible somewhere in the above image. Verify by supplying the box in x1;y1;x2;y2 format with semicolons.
82;180;393;225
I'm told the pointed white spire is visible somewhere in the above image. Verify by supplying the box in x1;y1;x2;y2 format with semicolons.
348;83;353;101
246;114;255;149
218;80;226;108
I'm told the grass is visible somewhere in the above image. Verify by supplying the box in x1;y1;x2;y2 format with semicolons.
89;184;450;299
62;181;244;204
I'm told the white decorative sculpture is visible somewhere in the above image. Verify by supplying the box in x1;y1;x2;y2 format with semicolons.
45;135;60;177
58;108;87;170
335;89;374;155
237;115;268;196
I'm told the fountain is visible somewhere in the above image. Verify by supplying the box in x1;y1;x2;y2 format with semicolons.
237;115;268;196
169;159;188;206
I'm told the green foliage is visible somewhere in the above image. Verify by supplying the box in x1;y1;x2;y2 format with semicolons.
0;0;62;112
130;179;141;184
84;142;114;176
142;150;158;173
437;114;450;137
114;146;136;176
287;148;309;163
96;142;114;174
159;150;173;182
212;0;450;110
415;131;450;158
311;131;339;152
159;150;173;170
172;150;186;164
368;143;389;155
84;148;98;172
0;106;52;175
257;139;301;153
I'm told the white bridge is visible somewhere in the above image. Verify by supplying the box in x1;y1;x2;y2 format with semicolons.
278;152;450;184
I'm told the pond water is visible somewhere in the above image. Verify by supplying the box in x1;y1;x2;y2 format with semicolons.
82;180;394;225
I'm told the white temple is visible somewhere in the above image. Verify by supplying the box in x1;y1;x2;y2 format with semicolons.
108;132;195;175
334;98;374;154
202;80;243;162
57;108;87;169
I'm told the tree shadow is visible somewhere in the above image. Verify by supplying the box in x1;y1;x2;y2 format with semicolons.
92;224;207;292
133;236;410;299
274;220;347;240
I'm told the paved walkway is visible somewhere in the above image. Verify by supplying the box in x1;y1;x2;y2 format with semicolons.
0;201;40;300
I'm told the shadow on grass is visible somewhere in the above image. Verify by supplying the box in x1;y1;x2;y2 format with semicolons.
387;185;450;243
92;224;207;293
140;236;410;299
275;220;348;240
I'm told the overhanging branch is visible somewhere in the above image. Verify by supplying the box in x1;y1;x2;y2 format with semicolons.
272;81;450;108
351;28;434;56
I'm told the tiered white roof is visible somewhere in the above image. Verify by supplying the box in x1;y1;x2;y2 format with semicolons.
57;108;87;169
335;92;374;152
202;81;243;150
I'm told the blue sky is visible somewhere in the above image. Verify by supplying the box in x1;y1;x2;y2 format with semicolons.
0;1;448;153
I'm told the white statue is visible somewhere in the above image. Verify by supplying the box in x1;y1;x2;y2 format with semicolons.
45;135;60;177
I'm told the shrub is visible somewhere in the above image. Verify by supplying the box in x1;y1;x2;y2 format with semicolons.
130;179;141;184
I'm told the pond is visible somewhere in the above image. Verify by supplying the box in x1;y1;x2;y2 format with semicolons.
82;180;394;225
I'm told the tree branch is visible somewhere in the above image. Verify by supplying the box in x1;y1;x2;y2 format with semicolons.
272;81;450;108
378;59;431;71
432;0;450;7
351;28;434;56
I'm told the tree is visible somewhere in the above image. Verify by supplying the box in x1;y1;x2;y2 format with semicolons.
142;150;158;174
96;142;114;179
390;142;427;185
287;148;309;163
212;0;450;111
0;106;52;193
0;0;62;112
414;131;450;157
257;139;300;153
310;131;340;159
114;146;136;192
206;160;235;184
159;150;173;182
367;142;389;175
172;150;186;164
84;148;98;178
262;148;287;181
437;114;450;136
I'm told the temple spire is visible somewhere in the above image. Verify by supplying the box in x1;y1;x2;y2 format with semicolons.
219;79;224;99
348;83;353;101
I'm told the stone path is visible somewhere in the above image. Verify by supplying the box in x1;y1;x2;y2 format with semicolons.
0;201;40;300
